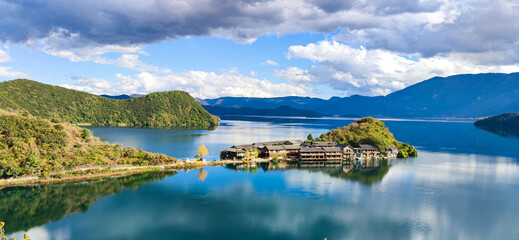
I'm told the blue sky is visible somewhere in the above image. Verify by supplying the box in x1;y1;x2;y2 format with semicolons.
1;0;519;99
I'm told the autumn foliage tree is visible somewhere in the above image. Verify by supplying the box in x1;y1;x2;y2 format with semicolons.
197;145;208;160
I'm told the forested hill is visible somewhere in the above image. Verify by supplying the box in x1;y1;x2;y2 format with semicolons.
318;117;418;158
474;112;519;128
0;79;219;129
0;112;179;179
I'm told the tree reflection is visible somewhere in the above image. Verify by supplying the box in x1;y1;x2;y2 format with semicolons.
197;169;208;182
0;171;176;234
475;125;519;139
226;160;392;185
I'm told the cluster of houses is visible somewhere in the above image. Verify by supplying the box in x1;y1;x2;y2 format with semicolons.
222;140;399;165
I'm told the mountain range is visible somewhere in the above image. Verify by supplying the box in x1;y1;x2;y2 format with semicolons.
0;79;219;128
199;73;519;118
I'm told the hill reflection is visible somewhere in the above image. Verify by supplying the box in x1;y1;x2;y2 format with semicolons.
0;171;176;234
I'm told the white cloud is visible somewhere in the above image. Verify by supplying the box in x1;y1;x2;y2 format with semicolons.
0;47;10;63
274;67;313;83
0;67;29;78
62;70;312;98
263;60;279;66
280;40;519;96
116;54;170;73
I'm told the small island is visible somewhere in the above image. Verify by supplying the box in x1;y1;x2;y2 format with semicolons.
221;117;417;167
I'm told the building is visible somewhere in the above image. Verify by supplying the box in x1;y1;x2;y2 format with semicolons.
261;145;287;158
300;146;326;164
323;147;342;164
384;146;399;158
221;139;389;167
360;144;380;159
284;144;302;160
223;147;246;159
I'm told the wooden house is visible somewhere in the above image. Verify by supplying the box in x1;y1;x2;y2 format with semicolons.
360;144;380;159
383;146;399;158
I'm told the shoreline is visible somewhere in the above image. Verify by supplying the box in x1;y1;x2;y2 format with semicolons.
0;159;265;188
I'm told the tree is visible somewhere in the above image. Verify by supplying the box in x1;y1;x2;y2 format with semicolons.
307;133;313;141
246;148;258;159
197;145;208;160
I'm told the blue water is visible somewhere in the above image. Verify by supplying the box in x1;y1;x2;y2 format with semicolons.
2;116;519;239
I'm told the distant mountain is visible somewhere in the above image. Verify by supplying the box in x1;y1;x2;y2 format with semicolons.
101;94;145;100
0;79;219;129
202;73;519;118
204;105;324;117
200;96;328;110
474;112;519;128
101;94;133;100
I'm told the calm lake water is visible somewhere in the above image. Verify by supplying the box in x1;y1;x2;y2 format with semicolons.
2;116;519;240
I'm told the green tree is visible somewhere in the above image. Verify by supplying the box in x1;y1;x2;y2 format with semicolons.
307;133;313;141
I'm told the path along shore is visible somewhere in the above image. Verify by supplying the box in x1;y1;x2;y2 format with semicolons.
0;158;271;188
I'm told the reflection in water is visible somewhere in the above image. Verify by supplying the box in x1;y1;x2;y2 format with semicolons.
0;171;176;234
197;169;208;182
226;160;392;186
4;118;519;239
476;125;519;139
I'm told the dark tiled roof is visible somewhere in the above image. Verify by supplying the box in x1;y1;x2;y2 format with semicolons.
284;145;301;150
300;147;325;153
226;148;246;153
311;141;337;147
323;147;341;152
360;144;379;151
265;145;285;150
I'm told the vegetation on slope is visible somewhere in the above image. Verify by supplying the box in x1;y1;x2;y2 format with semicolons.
317;117;418;158
0;111;179;179
0;79;219;128
474;112;519;128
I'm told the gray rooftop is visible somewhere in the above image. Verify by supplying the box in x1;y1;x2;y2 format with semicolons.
360;144;379;151
323;147;342;152
300;147;325;153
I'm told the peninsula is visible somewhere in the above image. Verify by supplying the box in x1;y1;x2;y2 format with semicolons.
0;111;226;187
221;117;417;167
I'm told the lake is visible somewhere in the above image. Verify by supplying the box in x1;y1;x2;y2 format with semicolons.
2;116;519;240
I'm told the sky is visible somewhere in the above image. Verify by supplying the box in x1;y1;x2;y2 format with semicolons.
1;0;519;99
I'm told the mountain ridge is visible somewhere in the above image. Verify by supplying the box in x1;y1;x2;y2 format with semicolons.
0;79;219;128
200;72;519;118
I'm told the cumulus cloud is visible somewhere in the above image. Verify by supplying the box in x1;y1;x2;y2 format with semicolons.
62;70;312;98
0;67;29;78
1;0;518;61
116;54;171;73
278;40;519;96
0;46;10;63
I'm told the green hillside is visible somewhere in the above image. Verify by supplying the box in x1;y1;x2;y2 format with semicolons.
0;79;219;128
0;112;179;179
474;112;519;128
318;117;418;158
